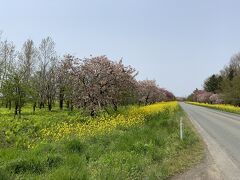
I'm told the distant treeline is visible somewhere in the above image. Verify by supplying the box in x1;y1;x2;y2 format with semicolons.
188;52;240;106
0;33;175;116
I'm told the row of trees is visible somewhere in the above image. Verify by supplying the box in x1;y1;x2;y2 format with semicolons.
188;52;240;105
187;89;223;104
0;34;175;116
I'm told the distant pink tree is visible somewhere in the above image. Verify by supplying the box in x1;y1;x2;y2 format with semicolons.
209;94;224;104
137;80;160;105
196;91;213;103
137;80;175;104
191;89;205;102
159;88;175;101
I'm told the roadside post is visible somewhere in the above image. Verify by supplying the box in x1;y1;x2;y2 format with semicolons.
180;117;184;140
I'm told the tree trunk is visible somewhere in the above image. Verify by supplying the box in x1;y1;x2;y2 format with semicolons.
90;109;96;117
39;102;45;109
112;101;118;111
138;101;141;106
48;98;52;111
18;106;21;118
66;101;70;109
33;102;36;113
48;104;52;111
18;88;21;118
59;98;63;110
68;100;73;111
15;103;18;116
40;102;42;109
59;88;64;110
9;101;11;110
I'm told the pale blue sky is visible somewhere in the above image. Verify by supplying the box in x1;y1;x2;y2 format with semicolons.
1;0;240;96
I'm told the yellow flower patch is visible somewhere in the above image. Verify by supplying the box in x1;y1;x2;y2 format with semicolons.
187;102;240;114
40;102;178;142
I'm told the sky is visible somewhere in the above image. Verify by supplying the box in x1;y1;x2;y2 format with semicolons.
1;0;240;97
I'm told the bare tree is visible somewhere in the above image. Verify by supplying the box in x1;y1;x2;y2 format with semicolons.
0;40;16;87
37;37;57;110
45;65;57;111
0;40;17;108
1;47;29;117
57;54;76;110
18;39;38;82
18;39;39;112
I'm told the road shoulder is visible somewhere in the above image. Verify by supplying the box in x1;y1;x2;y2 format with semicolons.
172;105;224;180
175;103;240;179
172;142;223;180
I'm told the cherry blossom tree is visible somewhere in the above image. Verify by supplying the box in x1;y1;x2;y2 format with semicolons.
196;91;213;103
159;88;175;101
71;56;138;116
209;94;224;104
137;80;174;105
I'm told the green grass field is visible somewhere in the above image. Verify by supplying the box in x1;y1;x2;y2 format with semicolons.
0;103;204;179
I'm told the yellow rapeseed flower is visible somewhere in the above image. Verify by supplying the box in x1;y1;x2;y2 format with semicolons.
187;101;240;114
40;101;178;143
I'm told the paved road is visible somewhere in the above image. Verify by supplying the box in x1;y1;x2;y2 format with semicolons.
180;102;240;179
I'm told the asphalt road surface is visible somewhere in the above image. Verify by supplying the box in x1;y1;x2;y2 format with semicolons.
180;102;240;179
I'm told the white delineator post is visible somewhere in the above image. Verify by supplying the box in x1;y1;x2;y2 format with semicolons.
180;117;183;140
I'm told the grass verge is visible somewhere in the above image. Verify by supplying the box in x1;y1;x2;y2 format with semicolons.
0;104;204;179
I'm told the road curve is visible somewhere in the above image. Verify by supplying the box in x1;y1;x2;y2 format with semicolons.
180;102;240;179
